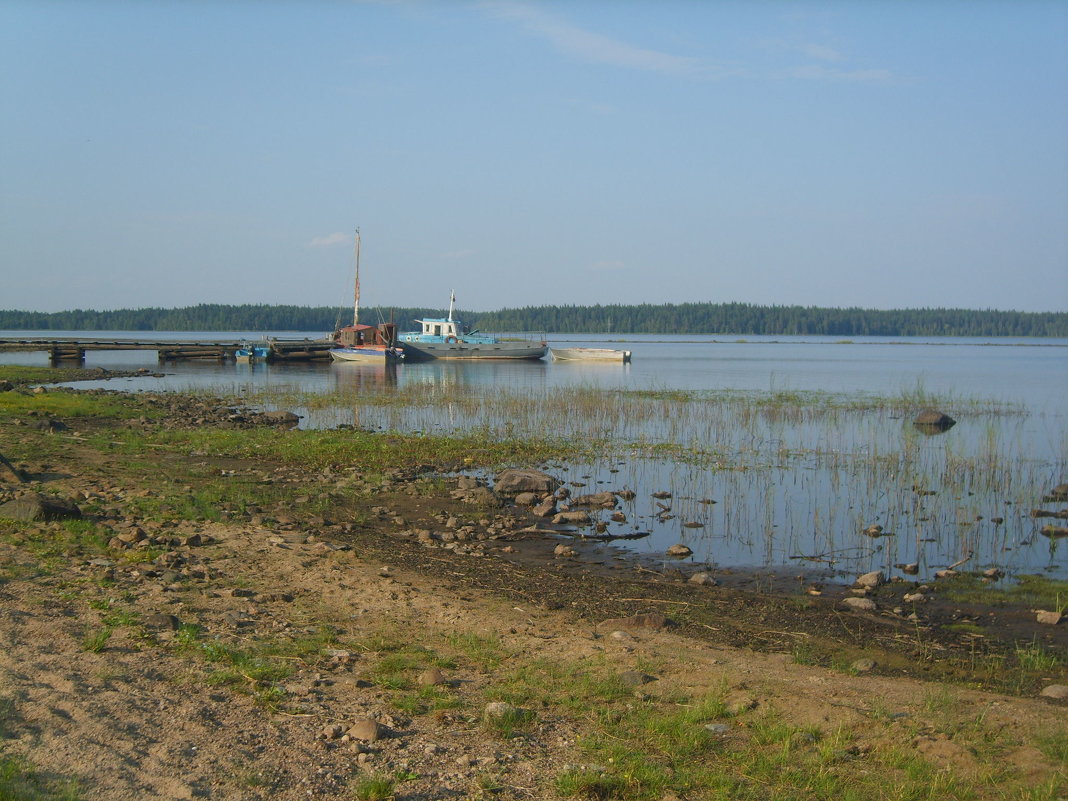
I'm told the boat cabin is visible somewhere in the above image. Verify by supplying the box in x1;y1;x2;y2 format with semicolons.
413;318;463;340
336;322;398;347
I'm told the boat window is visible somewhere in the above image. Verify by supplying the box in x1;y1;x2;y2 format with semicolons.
433;324;441;336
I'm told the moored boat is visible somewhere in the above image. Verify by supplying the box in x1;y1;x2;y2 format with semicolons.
328;229;405;363
398;292;546;361
550;347;631;363
235;344;272;363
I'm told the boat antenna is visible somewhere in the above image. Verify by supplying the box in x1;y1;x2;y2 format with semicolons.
448;289;455;323
353;227;361;327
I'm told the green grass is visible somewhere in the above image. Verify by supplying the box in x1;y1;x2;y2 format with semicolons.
0;519;111;567
0;387;140;419
350;774;395;801
0;757;81;801
80;626;112;653
169;625;342;710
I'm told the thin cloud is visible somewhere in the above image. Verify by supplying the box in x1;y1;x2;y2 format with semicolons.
786;64;895;83
309;232;349;248
801;43;843;62
482;0;701;75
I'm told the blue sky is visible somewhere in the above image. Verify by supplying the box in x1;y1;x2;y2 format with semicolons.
2;0;1066;313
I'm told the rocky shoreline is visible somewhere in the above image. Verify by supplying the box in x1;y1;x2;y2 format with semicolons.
0;385;1066;800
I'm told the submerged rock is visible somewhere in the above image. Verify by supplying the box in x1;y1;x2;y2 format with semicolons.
913;409;956;434
1044;483;1068;502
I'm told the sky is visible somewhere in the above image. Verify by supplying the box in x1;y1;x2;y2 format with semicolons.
1;0;1067;314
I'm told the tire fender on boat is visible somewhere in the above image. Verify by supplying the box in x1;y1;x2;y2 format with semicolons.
445;335;458;344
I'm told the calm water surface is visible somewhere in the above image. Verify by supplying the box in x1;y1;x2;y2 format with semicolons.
5;330;1066;583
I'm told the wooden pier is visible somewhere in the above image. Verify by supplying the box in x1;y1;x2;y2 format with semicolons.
0;337;335;365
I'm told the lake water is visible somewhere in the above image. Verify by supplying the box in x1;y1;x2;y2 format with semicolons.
4;330;1067;583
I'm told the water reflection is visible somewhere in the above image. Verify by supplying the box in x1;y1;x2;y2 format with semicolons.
7;330;1066;582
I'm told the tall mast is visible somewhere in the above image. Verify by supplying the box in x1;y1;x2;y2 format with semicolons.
353;228;361;327
448;289;455;323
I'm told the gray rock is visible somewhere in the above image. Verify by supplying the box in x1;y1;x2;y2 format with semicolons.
666;544;693;558
841;597;878;612
494;468;560;496
705;723;731;735
1036;610;1063;625
569;491;618;509
850;658;877;673
552;511;592;526
532;499;557;518
0;493;82;522
514;492;539;506
553;544;577;558
854;571;884;590
688;572;717;586
1039;684;1068;699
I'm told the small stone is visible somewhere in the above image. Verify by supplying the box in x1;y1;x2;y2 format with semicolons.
1036;610;1063;625
934;569;958;579
688;572;716;585
618;670;655;686
321;724;344;740
347;719;383;742
705;723;731;735
850;658;877;673
1039;684;1068;699
418;668;447;687
143;613;181;630
903;592;926;604
554;544;577;558
900;563;920;575
665;544;692;558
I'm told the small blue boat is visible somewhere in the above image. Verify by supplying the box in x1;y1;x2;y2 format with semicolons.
235;345;272;363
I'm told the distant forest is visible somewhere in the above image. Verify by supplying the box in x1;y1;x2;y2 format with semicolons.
1;302;1066;338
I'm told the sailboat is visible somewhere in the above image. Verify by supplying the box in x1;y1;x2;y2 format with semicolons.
329;229;404;363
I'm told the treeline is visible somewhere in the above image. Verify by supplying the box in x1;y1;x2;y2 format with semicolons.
0;304;458;333
0;302;1065;337
475;303;1068;338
